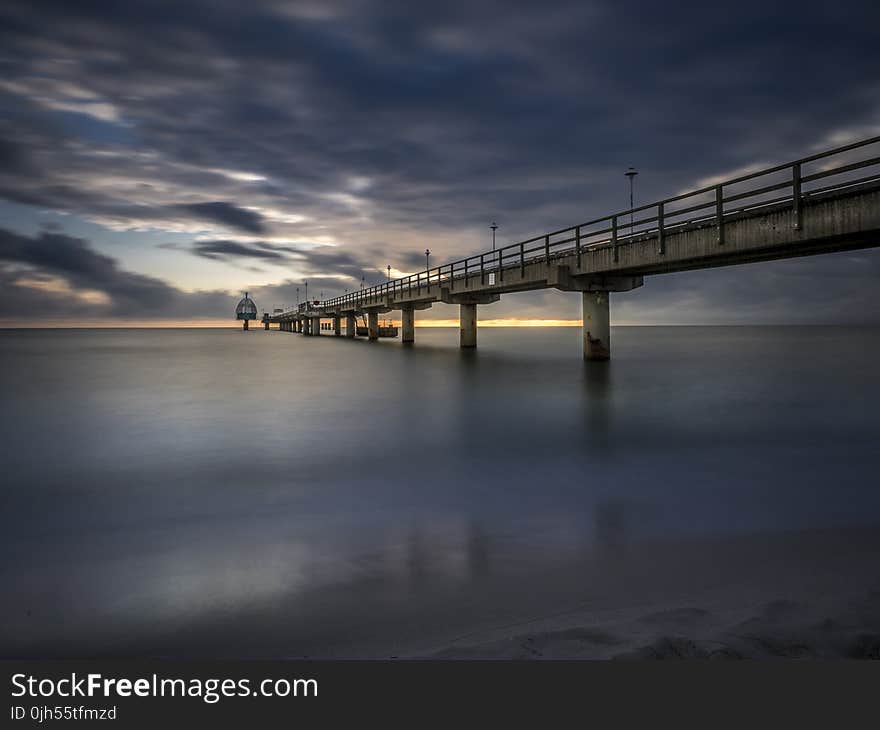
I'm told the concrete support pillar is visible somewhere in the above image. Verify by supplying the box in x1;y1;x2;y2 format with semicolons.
582;291;610;360
264;321;269;330
303;319;310;336
460;303;477;348
312;317;321;336
346;313;356;338
243;320;249;331
368;311;379;340
401;308;415;343
333;316;341;336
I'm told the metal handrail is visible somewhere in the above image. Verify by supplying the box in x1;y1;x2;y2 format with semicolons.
277;135;880;316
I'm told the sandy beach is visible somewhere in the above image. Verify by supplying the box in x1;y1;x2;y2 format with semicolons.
421;525;880;659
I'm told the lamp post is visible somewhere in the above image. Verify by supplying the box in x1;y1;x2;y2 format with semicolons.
625;166;638;236
296;286;299;305
490;221;498;251
425;248;431;271
387;264;391;281
303;281;308;306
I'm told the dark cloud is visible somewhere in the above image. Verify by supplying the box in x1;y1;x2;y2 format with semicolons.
0;228;229;318
189;239;287;260
176;202;266;234
0;0;878;323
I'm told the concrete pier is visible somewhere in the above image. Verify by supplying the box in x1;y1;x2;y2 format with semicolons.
582;291;610;361
401;308;415;343
311;316;320;336
333;316;341;336
460;303;477;348
304;318;311;336
346;313;356;338
264;137;880;361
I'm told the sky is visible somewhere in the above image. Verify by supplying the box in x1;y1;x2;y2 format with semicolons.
0;0;879;326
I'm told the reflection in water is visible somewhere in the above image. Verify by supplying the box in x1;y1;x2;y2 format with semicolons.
582;362;613;452
1;326;879;657
406;528;428;587
593;499;629;557
466;521;490;580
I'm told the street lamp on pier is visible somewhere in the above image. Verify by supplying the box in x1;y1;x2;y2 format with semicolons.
625;166;638;236
425;248;431;270
490;221;498;250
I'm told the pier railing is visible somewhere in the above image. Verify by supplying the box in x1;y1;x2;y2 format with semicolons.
295;135;880;314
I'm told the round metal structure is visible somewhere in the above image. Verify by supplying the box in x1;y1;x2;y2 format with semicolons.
235;291;257;330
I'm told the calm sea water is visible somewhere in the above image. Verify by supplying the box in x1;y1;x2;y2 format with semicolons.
1;326;879;657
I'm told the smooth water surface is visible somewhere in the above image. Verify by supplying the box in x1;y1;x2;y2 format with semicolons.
1;326;878;657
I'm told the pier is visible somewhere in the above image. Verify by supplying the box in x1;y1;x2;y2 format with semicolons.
264;136;880;359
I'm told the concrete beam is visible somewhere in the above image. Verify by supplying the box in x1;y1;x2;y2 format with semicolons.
368;311;379;340
460;303;477;348
442;290;500;306
390;300;433;311
583;291;610;361
550;266;643;293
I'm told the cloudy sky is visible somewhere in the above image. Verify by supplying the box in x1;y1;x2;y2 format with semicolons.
1;0;878;326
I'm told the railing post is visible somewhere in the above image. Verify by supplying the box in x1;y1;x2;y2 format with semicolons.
611;216;618;263
792;163;802;230
544;234;550;267
716;185;724;245
657;202;665;255
520;242;525;277
576;225;582;269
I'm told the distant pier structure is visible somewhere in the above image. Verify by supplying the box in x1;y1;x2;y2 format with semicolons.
234;292;257;330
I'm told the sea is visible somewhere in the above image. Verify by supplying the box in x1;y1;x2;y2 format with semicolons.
1;325;879;657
